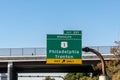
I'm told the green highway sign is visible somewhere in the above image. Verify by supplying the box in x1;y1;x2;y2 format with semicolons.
46;30;82;64
64;30;82;35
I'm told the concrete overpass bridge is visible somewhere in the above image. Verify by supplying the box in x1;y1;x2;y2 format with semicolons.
0;54;114;72
0;46;116;80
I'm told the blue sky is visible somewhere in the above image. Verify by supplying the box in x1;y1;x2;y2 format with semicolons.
0;0;120;48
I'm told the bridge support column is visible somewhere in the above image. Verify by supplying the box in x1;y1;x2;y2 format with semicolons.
7;62;18;80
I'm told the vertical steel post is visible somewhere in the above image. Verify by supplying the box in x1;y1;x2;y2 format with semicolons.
10;48;11;56
22;48;24;56
34;48;36;55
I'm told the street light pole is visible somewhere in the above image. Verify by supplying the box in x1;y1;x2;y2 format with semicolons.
82;47;108;80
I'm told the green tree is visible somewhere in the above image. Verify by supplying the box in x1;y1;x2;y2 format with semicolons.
111;41;120;57
80;76;98;80
108;41;120;79
64;73;97;80
64;73;76;80
112;70;120;80
44;76;55;80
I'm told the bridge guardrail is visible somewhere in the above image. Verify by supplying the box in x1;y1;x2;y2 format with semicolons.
0;48;46;56
0;46;116;56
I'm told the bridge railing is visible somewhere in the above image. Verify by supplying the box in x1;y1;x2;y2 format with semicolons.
0;46;116;56
0;48;46;56
83;46;114;54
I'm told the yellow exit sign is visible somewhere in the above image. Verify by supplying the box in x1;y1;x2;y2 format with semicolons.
46;59;82;64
